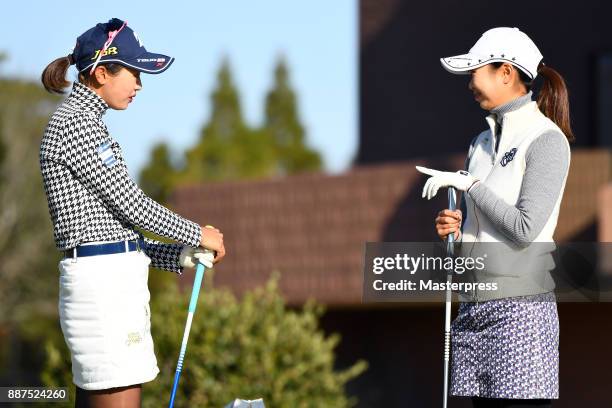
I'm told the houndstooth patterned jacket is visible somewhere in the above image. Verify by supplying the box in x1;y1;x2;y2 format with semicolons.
40;82;201;273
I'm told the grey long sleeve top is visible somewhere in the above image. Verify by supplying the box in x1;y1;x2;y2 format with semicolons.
460;91;570;246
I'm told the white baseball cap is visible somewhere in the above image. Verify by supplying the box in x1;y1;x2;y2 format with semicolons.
440;27;543;80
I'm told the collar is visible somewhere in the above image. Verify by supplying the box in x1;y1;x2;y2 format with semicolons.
66;82;109;117
490;91;533;126
484;101;540;157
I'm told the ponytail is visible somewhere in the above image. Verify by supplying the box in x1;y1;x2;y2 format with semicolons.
41;55;74;94
536;64;575;142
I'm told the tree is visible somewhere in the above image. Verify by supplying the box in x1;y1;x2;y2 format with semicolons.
182;58;276;182
41;276;367;407
0;77;62;327
0;52;7;72
139;142;179;204
0;68;63;386
177;56;322;184
0;112;5;193
203;57;246;141
264;56;322;175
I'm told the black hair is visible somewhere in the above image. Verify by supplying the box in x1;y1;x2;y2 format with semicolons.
491;61;574;142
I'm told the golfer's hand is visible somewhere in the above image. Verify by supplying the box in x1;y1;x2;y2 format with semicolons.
435;209;462;241
415;166;479;199
200;225;226;264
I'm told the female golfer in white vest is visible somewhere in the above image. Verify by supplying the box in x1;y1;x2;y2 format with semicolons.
417;27;573;407
40;18;225;407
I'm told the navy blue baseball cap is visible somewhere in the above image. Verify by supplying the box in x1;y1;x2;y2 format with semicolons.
72;18;174;74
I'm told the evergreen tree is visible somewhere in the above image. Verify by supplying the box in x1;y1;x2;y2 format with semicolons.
139;142;178;204
145;56;323;186
264;56;322;175
183;58;275;182
205;58;246;140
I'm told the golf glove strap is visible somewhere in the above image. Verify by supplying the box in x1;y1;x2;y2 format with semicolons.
415;166;479;200
179;247;214;269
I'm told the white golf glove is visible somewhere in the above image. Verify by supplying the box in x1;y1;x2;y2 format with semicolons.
179;246;214;269
415;166;479;200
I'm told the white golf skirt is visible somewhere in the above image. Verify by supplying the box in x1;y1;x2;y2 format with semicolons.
58;248;159;390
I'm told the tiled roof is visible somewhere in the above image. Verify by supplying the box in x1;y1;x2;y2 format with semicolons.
171;149;611;306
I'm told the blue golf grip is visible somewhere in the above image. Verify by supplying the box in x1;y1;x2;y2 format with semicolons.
169;262;206;408
189;263;206;312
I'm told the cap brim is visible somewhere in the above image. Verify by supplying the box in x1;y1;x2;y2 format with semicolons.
441;53;536;79
440;53;490;74
79;52;175;74
122;52;174;74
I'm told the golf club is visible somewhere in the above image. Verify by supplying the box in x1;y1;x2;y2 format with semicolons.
443;187;457;408
168;249;214;408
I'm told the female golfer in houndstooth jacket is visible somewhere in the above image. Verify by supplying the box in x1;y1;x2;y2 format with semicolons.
40;18;225;407
417;28;573;408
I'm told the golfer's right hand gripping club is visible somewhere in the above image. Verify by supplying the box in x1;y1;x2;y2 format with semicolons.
169;246;215;408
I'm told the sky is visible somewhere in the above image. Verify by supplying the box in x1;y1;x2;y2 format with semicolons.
1;1;356;175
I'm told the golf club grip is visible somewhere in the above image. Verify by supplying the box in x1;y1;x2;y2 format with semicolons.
189;262;206;312
447;187;457;244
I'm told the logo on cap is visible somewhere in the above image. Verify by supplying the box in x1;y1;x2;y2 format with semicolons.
91;47;119;60
136;58;166;63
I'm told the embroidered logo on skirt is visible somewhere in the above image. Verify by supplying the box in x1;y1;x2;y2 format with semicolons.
126;332;142;346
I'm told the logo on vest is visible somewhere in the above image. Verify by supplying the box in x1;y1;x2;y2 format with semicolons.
500;148;518;167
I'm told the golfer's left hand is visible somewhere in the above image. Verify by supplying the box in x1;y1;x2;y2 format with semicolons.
415;166;479;200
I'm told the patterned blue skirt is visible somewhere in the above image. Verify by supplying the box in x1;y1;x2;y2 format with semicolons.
450;291;559;399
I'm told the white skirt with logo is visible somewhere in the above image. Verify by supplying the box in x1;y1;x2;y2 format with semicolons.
58;248;159;390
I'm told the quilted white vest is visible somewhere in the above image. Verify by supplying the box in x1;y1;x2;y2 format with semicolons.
458;101;571;301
